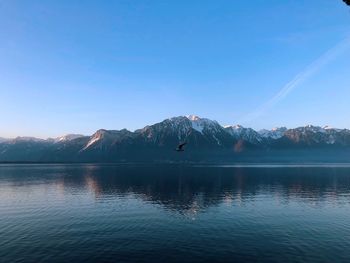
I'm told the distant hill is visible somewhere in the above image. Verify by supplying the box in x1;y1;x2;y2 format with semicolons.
1;116;350;163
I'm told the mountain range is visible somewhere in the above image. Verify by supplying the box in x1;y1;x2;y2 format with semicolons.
1;115;350;163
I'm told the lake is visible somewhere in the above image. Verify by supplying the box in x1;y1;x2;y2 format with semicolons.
1;164;350;262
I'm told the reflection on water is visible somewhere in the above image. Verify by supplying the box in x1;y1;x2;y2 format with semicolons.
3;164;349;212
1;164;350;262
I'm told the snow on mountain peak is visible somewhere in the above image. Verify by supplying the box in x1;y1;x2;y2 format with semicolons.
81;130;110;150
271;127;286;132
303;125;325;133
233;125;244;130
55;134;84;143
323;126;343;132
185;115;221;134
259;127;287;139
223;124;244;129
186;115;201;121
224;125;263;143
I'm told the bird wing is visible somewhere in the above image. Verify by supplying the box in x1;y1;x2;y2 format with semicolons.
179;142;187;149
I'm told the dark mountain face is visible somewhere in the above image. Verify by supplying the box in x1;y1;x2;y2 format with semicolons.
134;116;235;149
225;125;265;146
271;126;350;148
0;139;52;162
1;116;350;162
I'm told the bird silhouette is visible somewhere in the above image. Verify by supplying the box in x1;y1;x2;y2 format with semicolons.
175;142;187;152
344;0;350;6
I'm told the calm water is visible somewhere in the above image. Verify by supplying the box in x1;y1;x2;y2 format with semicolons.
1;164;350;263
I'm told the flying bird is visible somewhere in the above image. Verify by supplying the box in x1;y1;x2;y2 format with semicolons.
175;142;187;152
343;0;350;6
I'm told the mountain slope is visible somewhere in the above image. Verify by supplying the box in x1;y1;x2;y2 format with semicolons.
135;116;234;149
1;116;350;162
225;125;264;145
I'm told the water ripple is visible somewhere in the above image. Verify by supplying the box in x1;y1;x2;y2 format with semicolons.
1;164;350;262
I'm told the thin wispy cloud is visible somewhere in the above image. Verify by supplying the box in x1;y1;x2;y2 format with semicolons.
240;35;350;124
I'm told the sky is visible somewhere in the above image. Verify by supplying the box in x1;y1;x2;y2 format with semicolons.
1;0;350;138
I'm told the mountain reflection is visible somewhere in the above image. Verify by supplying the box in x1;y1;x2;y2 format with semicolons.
1;164;350;213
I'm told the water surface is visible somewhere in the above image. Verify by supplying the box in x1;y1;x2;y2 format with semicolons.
1;164;350;262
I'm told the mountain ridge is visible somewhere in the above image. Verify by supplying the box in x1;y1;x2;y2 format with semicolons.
1;115;350;163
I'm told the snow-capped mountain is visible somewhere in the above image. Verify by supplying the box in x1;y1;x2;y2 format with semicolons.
281;125;350;146
187;115;222;135
1;116;350;162
82;129;134;151
54;134;85;143
135;115;232;148
259;127;287;139
225;125;263;145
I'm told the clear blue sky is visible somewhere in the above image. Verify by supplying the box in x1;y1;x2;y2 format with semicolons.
1;0;350;138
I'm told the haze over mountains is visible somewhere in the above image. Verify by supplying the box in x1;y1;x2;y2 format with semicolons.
1;115;350;163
